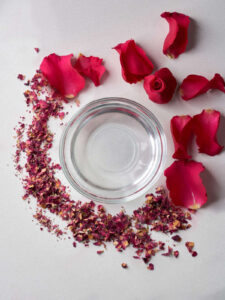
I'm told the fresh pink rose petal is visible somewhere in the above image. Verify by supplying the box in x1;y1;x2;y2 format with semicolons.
180;73;225;100
161;12;190;59
192;109;223;156
113;39;154;84
164;160;207;209
143;68;177;104
40;53;85;99
171;115;193;159
75;54;106;86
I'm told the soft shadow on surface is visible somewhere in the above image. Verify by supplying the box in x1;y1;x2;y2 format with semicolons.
186;18;198;52
201;169;221;208
217;114;225;150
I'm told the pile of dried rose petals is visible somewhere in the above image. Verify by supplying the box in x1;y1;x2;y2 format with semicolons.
14;10;225;270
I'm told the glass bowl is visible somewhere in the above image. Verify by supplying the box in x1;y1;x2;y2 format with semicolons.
59;97;167;204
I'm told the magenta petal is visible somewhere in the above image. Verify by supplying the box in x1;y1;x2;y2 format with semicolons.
164;160;207;209
75;54;106;86
192;109;223;156
180;75;209;100
161;12;190;58
209;73;225;92
171;115;193;160
113;39;154;84
40;53;85;99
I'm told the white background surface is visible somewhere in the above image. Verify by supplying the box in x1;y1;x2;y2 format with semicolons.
1;0;225;299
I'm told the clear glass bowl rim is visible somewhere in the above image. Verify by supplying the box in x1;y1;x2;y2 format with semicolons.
59;97;167;204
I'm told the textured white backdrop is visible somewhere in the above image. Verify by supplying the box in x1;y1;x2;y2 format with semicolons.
0;0;225;299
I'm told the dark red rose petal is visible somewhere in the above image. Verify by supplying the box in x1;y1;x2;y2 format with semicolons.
161;12;190;58
171;115;193;159
209;73;225;92
180;73;225;100
40;53;85;99
113;39;154;84
164;160;207;209
192;109;223;156
75;54;106;86
143;68;177;104
180;75;209;100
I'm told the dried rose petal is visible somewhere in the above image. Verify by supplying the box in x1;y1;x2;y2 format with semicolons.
143;68;177;104
161;12;190;58
180;73;225;100
164;160;207;209
97;250;104;255
75;54;106;86
172;235;182;242
121;263;128;269
113;39;154;84
147;263;154;270
40;53;85;99
17;74;25;80
34;48;40;53
174;250;179;258
192;109;223;156
185;241;194;252
171;115;193;159
162;246;173;256
192;251;198;257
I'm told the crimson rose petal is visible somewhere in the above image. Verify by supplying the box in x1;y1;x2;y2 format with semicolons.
180;75;209;100
192;109;223;156
161;12;190;59
180;73;225;100
40;53;85;99
143;68;177;104
164;160;207;209
171;115;192;159
209;73;225;92
113;39;154;84
75;54;106;86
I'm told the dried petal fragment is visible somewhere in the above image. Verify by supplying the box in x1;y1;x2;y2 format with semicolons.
164;160;207;209
147;263;154;270
192;251;198;257
17;74;25;80
34;48;40;53
121;263;128;269
75;54;106;86
171;115;193;159
97;250;104;255
162;246;173;256
192;109;223;156
40;53;85;99
144;68;177;104
174;250;179;258
172;235;182;242
113;39;154;83
161;12;190;58
180;73;225;100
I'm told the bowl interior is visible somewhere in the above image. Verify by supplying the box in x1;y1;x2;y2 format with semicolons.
60;98;167;203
